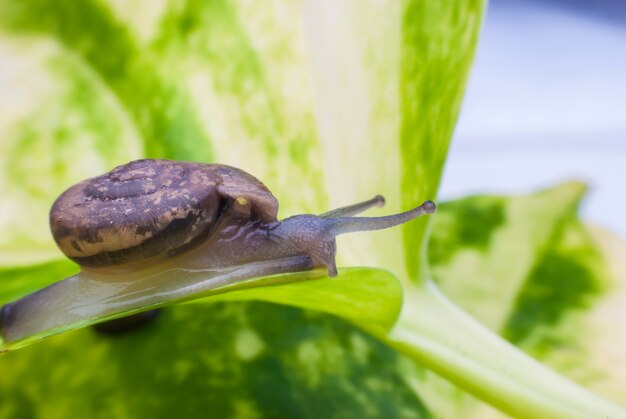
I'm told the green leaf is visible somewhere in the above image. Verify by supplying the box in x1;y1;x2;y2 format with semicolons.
504;220;607;346
200;268;403;335
430;182;615;381
386;280;626;419
0;301;430;418
400;0;485;281
393;183;626;418
431;181;588;331
0;0;214;161
0;0;485;348
0;0;486;280
501;222;626;409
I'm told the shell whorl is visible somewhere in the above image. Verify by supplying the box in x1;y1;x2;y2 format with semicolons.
50;159;278;270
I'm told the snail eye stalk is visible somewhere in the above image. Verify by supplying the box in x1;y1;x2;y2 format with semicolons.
319;195;385;218
325;200;436;236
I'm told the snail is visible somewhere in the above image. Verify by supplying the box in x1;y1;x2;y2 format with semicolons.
0;159;435;344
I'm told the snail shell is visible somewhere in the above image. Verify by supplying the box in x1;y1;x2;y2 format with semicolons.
50;159;278;270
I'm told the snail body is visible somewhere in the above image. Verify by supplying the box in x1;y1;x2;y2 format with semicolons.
0;159;436;344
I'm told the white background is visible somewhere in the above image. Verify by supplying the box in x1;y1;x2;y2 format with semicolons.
440;0;626;239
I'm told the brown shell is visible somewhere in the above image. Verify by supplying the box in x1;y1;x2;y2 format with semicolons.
50;159;278;269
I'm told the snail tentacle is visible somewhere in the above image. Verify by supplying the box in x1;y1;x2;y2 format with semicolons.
319;195;385;218
325;200;436;236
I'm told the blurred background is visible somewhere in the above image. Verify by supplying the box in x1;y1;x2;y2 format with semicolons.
441;0;626;238
1;1;625;417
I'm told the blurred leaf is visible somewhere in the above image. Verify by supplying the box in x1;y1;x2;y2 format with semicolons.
0;0;485;282
0;0;214;161
0;36;143;267
0;301;430;418
579;227;626;404
408;183;626;417
387;278;625;419
504;219;607;346
431;181;587;331
501;223;626;409
400;0;485;280
0;0;484;344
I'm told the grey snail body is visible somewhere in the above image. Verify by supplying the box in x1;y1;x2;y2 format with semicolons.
0;159;436;345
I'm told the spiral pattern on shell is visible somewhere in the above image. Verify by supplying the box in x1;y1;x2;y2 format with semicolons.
50;159;278;269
